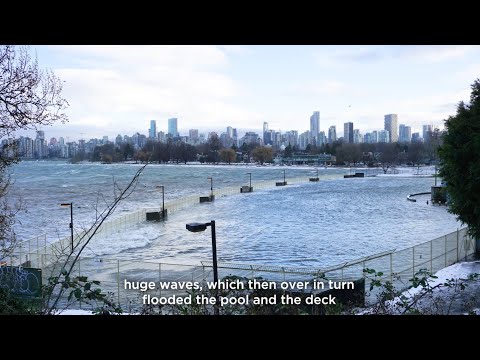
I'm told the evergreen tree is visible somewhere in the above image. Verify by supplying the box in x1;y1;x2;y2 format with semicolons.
438;79;480;239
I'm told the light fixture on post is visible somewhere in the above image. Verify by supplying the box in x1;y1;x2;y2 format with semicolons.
60;202;74;253
200;177;215;203
276;169;287;186
241;172;253;193
186;220;219;315
146;185;167;221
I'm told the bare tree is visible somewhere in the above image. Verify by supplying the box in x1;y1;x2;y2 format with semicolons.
42;162;149;314
0;45;68;261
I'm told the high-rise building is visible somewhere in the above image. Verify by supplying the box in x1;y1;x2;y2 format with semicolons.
168;118;178;136
189;129;199;144
318;131;326;146
310;111;320;138
399;124;412;143
379;130;390;143
263;122;268;134
263;122;269;145
423;124;433;141
227;126;233;139
344;122;353;143
149;120;157;139
232;128;238;147
328;126;336;144
384;114;398;143
353;129;363;143
115;134;123;146
157;131;166;143
411;132;421;142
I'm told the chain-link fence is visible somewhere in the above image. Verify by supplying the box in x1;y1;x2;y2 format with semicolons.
7;227;476;311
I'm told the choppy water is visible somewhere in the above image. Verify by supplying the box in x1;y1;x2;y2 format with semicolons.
10;161;461;267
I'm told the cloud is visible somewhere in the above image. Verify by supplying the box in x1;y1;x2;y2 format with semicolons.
392;45;479;63
44;46;251;138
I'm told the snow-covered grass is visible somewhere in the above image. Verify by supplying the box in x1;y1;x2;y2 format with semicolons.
360;260;480;315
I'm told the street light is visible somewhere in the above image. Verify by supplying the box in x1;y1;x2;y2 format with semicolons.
186;220;219;315
155;185;165;218
207;176;213;197
60;202;73;253
246;172;252;188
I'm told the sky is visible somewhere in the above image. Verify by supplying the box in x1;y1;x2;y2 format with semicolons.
15;45;480;142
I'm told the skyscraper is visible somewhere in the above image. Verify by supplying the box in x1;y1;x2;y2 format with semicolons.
310;111;320;138
189;129;199;143
353;129;363;143
263;122;269;145
328;126;337;144
384;114;398;143
168;118;178;137
149;120;157;139
379;130;390;143
423;124;433;140
398;124;411;143
344;122;353;143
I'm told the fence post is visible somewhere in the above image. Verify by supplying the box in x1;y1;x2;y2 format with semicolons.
444;235;447;267
117;260;120;306
390;253;393;283
159;263;162;297
412;246;415;278
430;240;433;272
79;258;81;309
456;228;459;262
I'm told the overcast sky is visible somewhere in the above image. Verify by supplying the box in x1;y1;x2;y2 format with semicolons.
16;45;480;142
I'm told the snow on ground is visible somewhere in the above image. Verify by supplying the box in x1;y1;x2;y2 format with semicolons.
361;260;480;315
59;309;95;315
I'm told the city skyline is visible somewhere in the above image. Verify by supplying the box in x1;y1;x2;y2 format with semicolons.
14;45;480;141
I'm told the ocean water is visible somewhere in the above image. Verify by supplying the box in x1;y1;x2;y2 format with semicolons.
9;161;461;268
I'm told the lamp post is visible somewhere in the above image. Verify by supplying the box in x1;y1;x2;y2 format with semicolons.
186;220;219;315
283;169;286;184
246;172;252;189
156;185;165;218
208;176;213;197
60;202;73;253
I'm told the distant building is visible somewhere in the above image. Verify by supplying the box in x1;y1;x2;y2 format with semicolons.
168;118;178;137
423;124;433;142
149;120;157;139
344;122;353;143
317;131;326;146
115;134;123;146
353;129;363;144
328;126;336;144
285;130;298;147
189;129;199;144
158;131;166;143
298;131;310;150
310;111;320;140
378;129;390;143
384;114;398;142
398;124;411;143
232;128;238;147
411;132;421;142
